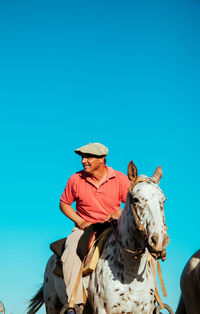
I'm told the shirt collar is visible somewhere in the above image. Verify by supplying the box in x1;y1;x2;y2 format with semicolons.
105;166;116;180
79;166;116;181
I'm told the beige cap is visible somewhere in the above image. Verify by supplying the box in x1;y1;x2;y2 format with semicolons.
75;142;108;157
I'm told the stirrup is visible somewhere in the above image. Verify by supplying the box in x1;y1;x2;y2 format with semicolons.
67;309;76;314
60;304;76;314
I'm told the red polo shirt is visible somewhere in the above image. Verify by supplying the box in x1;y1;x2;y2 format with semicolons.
60;166;130;223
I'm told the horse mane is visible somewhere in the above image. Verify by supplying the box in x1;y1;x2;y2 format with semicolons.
27;286;43;314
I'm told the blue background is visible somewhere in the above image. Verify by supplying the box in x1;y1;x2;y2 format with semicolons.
0;0;200;313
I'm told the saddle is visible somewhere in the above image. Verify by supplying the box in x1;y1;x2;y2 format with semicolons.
50;221;114;277
82;226;112;276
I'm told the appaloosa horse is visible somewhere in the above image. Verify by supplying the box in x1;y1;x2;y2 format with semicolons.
28;161;170;314
176;249;200;314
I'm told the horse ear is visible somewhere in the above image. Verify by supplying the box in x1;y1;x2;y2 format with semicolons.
151;166;163;184
127;161;138;182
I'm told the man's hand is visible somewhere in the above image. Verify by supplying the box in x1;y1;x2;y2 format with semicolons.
77;219;92;230
60;202;92;230
105;210;122;222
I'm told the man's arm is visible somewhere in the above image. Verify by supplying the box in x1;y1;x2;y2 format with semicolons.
59;201;92;230
105;172;130;222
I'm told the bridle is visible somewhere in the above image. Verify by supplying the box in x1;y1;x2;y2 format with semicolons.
129;191;167;261
110;177;167;261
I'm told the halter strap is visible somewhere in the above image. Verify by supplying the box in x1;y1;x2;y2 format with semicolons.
129;197;147;236
128;176;152;192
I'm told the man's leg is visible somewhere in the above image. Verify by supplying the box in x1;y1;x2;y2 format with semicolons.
61;227;84;305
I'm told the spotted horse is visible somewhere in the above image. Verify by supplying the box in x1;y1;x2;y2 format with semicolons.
27;161;172;314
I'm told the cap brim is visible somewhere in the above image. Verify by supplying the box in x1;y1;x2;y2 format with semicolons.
74;150;106;158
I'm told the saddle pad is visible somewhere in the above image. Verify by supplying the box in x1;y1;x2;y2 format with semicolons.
82;227;112;276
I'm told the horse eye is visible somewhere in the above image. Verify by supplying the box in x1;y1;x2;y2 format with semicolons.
132;197;139;203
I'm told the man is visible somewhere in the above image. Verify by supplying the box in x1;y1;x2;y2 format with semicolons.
60;142;130;311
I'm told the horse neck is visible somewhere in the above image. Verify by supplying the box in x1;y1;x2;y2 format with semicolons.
115;200;148;272
117;197;146;254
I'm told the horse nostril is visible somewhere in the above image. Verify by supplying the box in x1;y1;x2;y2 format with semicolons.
151;235;158;245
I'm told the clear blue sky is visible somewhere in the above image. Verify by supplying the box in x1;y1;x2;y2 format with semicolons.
0;0;200;313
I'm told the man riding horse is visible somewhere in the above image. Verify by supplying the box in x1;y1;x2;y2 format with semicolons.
28;147;172;313
59;142;130;313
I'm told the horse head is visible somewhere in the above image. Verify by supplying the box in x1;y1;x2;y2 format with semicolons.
127;161;169;256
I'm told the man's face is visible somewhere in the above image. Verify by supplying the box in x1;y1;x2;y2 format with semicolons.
81;154;104;174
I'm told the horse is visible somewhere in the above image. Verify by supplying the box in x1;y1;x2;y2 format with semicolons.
176;249;200;314
28;161;170;314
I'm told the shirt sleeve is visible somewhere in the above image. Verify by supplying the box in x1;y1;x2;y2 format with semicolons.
60;175;76;205
120;173;131;203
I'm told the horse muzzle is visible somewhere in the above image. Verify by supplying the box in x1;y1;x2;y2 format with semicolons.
147;232;169;253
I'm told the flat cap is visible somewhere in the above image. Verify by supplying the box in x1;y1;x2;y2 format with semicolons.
75;142;108;157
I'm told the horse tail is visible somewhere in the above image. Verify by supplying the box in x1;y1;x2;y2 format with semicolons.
27;286;44;314
175;295;186;314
